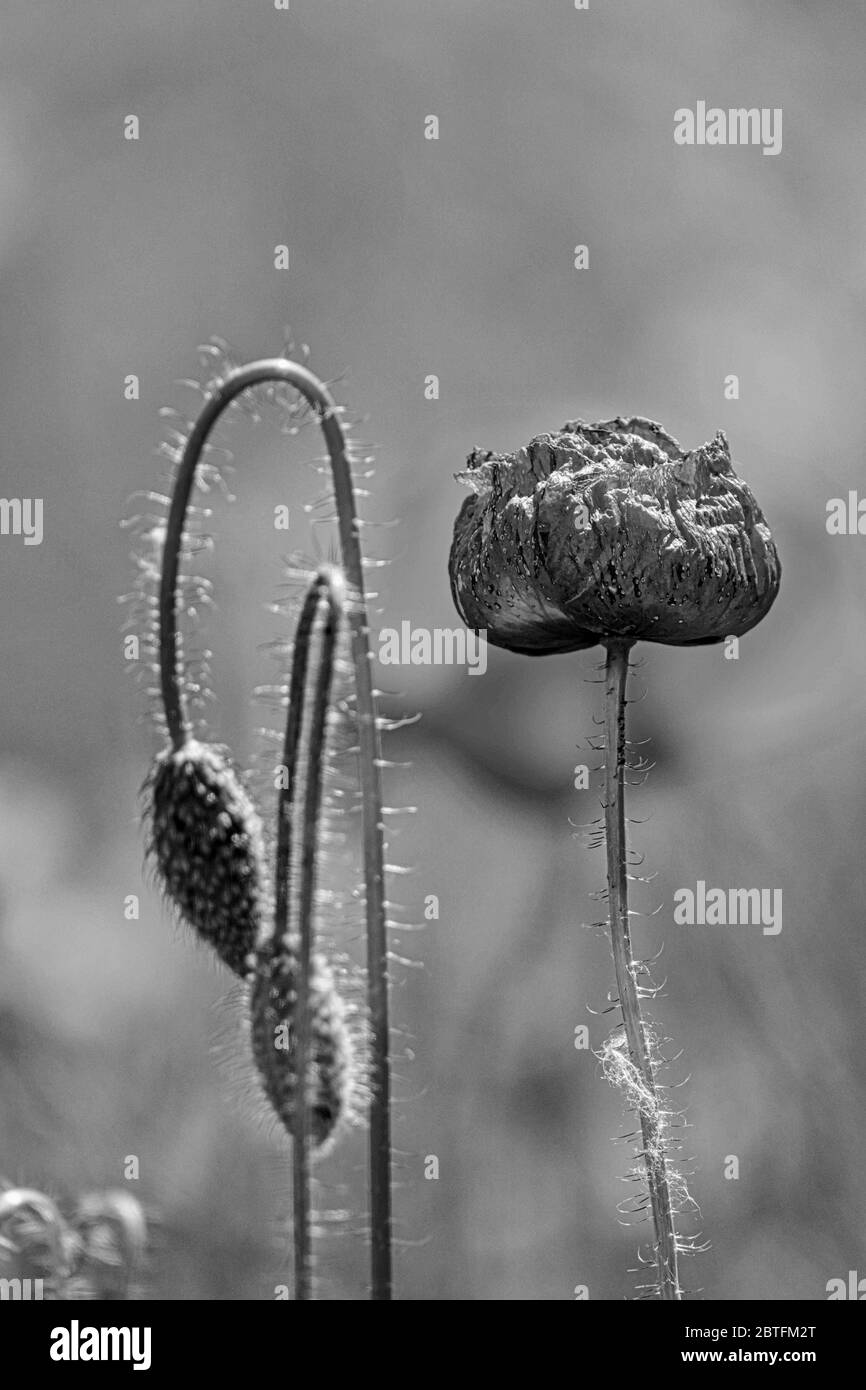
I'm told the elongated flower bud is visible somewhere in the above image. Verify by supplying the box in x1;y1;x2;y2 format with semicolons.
449;417;780;654
250;567;357;1156
145;739;266;976
250;940;355;1151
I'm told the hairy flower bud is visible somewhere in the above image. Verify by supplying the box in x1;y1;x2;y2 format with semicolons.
145;739;266;976
449;417;780;654
250;940;355;1152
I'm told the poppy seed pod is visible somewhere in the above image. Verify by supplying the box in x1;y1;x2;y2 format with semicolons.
145;739;266;976
449;417;780;654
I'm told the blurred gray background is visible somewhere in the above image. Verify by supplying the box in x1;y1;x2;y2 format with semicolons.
0;0;864;1299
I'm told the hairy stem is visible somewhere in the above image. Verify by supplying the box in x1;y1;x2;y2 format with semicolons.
602;640;681;1301
272;571;342;1301
158;359;392;1298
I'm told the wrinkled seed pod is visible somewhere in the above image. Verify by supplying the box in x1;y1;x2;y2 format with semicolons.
449;417;781;655
250;940;355;1151
145;739;266;976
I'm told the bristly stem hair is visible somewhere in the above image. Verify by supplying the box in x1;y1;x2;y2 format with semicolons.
602;640;681;1300
274;568;343;1300
157;359;392;1300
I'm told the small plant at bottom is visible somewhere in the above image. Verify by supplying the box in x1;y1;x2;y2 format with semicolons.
0;1183;148;1299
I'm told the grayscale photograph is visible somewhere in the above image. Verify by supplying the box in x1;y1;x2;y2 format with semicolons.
0;0;862;1351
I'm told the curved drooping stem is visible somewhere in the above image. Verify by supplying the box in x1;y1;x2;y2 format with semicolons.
602;641;681;1301
158;360;392;1300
